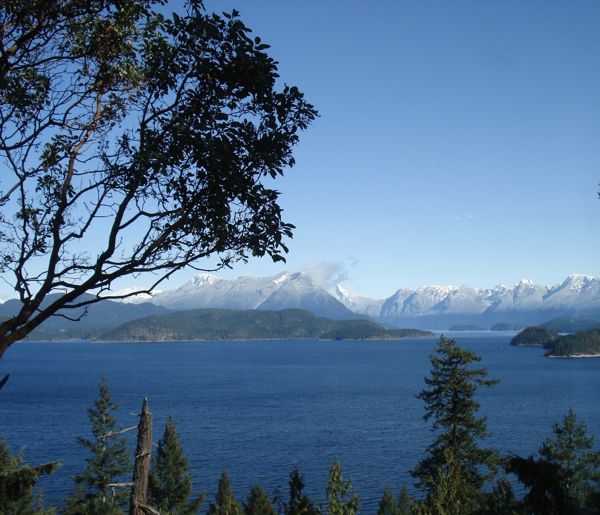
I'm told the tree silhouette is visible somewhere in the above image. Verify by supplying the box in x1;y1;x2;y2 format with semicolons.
0;0;317;357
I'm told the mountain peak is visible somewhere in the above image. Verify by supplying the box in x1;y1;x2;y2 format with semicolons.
190;273;223;286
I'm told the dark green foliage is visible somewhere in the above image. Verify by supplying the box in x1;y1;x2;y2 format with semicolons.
208;470;242;515
100;308;433;341
284;468;319;515
479;477;522;515
546;330;600;357
63;378;130;514
412;336;499;510
148;416;204;514
326;460;359;515
0;0;317;357
244;484;277;515
538;409;600;509
511;327;560;348
0;439;58;514
507;456;568;515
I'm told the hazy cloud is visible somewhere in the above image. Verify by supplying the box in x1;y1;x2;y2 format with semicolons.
299;261;350;290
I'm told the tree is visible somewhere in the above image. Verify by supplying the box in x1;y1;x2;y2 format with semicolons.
0;439;58;514
283;468;319;515
538;408;600;509
325;460;359;515
147;416;203;514
207;470;242;515
64;377;130;514
243;484;277;515
412;336;499;510
377;485;413;515
0;0;317;357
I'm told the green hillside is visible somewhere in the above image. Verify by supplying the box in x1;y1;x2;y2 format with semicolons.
511;327;560;348
100;308;433;341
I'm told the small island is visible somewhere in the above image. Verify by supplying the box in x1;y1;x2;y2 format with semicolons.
510;327;560;348
449;324;482;331
490;322;515;331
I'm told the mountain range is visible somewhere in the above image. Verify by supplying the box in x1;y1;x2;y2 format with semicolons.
121;272;600;329
3;272;600;334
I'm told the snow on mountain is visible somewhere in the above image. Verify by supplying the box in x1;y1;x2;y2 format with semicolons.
542;274;600;310
150;271;356;319
430;287;494;314
333;285;384;317
258;273;356;319
380;285;458;317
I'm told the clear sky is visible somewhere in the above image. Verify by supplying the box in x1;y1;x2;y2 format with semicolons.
171;0;599;298
3;1;600;300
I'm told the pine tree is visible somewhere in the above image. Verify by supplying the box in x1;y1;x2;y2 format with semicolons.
284;468;319;515
377;485;413;515
63;377;130;514
0;439;58;514
208;470;242;515
326;460;359;515
412;336;499;510
148;416;204;514
377;485;400;515
538;408;600;508
243;484;277;515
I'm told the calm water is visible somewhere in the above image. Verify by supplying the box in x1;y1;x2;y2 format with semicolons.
1;332;599;512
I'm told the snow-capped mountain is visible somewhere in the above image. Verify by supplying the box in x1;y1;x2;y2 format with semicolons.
333;285;384;317
334;274;600;327
151;271;356;319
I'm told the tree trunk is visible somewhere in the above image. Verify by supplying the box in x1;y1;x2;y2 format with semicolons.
129;397;153;515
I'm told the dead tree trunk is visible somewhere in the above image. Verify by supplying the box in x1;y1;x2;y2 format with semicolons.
129;397;154;515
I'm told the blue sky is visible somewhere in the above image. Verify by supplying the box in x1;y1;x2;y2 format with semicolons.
172;0;599;298
3;1;599;300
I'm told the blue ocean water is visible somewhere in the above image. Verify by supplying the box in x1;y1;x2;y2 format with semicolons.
1;332;599;512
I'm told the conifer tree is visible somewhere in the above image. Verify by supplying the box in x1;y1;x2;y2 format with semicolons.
412;336;499;510
326;460;359;515
64;377;130;514
377;485;400;515
148;416;204;514
284;468;319;515
243;484;277;515
377;485;412;515
0;439;58;514
208;470;242;515
538;408;600;508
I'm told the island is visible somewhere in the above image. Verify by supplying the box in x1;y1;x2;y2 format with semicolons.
545;329;600;358
99;308;434;341
490;322;515;331
510;327;560;348
449;324;482;331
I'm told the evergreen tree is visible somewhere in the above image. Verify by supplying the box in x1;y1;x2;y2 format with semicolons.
479;477;521;515
244;484;277;515
148;416;204;514
284;468;319;515
326;460;359;515
377;485;413;515
412;336;499;510
208;470;242;515
377;485;400;515
538;408;600;509
398;486;413;515
63;377;130;514
0;439;58;515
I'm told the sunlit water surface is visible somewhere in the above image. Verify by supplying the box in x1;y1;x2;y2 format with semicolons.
1;333;599;512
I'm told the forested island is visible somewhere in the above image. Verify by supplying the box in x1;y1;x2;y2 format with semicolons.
546;329;600;358
510;327;560;348
512;326;600;357
99;308;433;341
